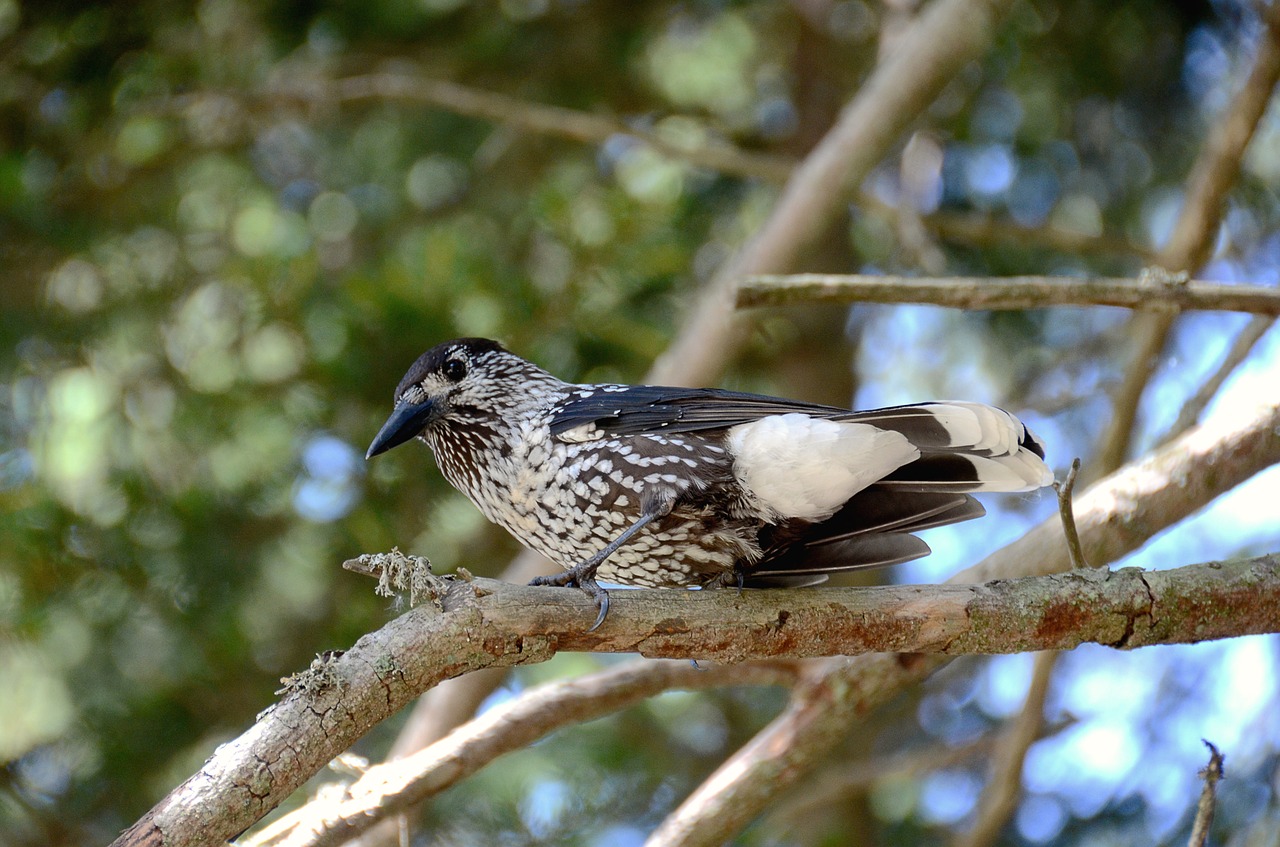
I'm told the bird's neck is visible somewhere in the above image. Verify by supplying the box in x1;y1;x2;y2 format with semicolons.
424;371;568;511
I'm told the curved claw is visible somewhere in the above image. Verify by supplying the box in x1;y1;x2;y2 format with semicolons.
528;568;612;630
586;588;610;632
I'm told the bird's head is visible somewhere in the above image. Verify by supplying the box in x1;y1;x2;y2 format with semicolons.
366;337;520;460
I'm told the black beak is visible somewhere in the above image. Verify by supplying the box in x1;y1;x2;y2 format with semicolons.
366;400;435;459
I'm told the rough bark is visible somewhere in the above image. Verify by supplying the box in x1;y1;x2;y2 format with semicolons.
117;557;1279;847
737;273;1280;315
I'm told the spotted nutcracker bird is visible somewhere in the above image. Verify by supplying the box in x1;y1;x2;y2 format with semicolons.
367;338;1053;629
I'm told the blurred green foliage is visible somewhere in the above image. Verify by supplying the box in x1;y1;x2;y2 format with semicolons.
1;0;1278;845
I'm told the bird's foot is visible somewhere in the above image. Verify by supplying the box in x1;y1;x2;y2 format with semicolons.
704;568;746;593
530;562;610;631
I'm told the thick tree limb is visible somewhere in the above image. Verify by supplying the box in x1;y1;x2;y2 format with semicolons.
736;273;1280;314
131;554;1280;847
645;399;1280;847
114;400;1280;847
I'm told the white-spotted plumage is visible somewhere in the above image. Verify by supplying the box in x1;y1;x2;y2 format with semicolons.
367;339;1054;622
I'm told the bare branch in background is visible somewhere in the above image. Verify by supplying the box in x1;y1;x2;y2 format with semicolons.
955;651;1059;847
736;273;1280;314
1092;3;1280;478
1158;315;1278;446
243;660;804;847
291;74;797;183
891;203;1151;259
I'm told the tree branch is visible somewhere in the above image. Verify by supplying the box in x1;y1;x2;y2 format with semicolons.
243;659;804;847
271;74;797;183
644;399;1280;847
736;273;1280;313
128;554;1279;847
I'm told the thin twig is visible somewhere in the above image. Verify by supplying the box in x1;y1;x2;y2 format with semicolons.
319;75;798;183
1158;315;1278;446
1188;741;1226;847
955;651;1059;847
735;273;1280;314
1054;458;1088;571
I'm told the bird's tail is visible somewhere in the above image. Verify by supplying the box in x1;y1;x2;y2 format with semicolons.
836;401;1052;492
743;402;1051;587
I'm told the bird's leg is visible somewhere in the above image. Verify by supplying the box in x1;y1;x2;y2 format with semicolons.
530;511;658;631
531;490;674;631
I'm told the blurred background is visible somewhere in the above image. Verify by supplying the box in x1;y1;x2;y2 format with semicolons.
1;0;1279;844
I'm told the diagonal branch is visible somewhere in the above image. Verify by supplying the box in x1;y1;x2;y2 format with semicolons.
648;0;1021;386
243;659;805;847
1157;315;1278;446
735;273;1280;313
1092;3;1280;477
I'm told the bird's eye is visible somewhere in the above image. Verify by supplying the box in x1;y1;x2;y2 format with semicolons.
442;358;467;382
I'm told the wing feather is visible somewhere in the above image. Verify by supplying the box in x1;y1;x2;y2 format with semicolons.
550;385;847;439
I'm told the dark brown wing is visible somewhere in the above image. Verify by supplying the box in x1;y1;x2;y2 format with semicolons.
744;488;986;586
